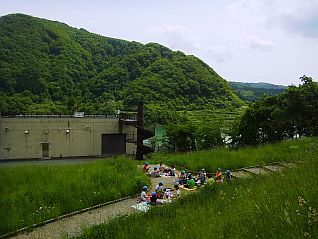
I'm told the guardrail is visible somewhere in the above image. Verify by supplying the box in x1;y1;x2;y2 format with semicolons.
1;114;119;119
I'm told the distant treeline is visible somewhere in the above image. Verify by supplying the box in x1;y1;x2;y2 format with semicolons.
229;81;287;102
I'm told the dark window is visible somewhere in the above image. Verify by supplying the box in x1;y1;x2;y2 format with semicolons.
101;134;126;155
42;143;50;158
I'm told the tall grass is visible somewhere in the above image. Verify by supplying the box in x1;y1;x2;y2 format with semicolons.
0;158;150;235
78;150;318;238
150;137;318;172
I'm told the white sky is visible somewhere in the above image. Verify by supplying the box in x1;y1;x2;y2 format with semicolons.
1;0;318;86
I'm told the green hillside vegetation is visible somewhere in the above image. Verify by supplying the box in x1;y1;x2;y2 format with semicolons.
165;108;245;128
155;77;318;152
0;158;150;235
231;76;318;146
229;81;287;102
78;138;318;239
0;14;242;123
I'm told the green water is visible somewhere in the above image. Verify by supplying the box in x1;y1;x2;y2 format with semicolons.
143;126;165;150
155;126;166;139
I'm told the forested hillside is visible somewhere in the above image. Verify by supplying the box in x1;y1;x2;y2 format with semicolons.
231;76;318;146
0;14;242;118
229;81;287;102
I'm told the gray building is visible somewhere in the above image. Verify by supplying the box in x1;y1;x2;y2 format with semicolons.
0;114;137;160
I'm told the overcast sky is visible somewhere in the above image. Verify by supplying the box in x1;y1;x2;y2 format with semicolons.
1;0;318;86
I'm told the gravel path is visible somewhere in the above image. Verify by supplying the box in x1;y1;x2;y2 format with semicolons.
11;166;179;239
11;197;137;239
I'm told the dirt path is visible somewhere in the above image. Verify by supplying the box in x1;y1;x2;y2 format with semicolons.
11;166;178;239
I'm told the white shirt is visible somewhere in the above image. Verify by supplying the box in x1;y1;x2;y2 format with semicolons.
140;191;147;202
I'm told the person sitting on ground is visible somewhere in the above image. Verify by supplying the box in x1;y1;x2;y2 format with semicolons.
139;186;150;203
150;192;157;206
178;170;187;185
185;174;196;189
225;170;232;182
196;168;207;186
155;181;165;198
143;162;150;173
159;162;167;173
170;164;176;176
164;164;176;176
174;184;181;198
164;188;174;201
215;168;223;183
150;166;160;177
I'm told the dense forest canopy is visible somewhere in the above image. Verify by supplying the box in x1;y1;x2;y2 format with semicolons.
0;14;242;120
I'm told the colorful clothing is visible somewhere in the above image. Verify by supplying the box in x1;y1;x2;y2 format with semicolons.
143;165;149;173
186;179;195;189
215;171;223;183
140;191;147;202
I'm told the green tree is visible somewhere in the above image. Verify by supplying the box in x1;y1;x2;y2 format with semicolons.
196;122;224;150
163;123;196;152
231;76;318;147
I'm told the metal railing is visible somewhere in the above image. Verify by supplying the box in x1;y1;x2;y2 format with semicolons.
1;114;119;119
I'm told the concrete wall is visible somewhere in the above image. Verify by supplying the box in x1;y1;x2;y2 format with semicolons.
0;117;137;160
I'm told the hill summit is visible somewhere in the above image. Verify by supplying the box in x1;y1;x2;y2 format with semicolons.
0;13;242;115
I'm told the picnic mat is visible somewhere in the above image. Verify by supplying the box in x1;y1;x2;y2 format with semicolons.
179;185;197;191
131;202;150;212
160;175;177;178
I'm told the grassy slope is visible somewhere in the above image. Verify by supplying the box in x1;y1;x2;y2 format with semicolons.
0;158;150;235
150;137;318;173
78;142;318;239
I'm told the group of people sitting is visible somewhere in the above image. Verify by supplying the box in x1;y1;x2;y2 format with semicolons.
143;162;176;177
175;169;206;189
139;181;181;206
139;162;233;206
143;161;232;184
176;167;232;189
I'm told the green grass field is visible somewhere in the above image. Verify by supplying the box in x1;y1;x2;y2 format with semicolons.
149;137;318;173
78;144;318;239
0;158;150;235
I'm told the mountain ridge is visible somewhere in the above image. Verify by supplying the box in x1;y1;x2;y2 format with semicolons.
229;81;287;102
0;13;243;117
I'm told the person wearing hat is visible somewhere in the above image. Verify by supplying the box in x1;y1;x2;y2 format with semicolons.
215;168;223;183
150;192;158;206
155;181;164;193
225;170;232;182
178;170;187;185
139;185;150;203
197;168;207;185
155;181;165;198
150;166;160;177
143;162;150;173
